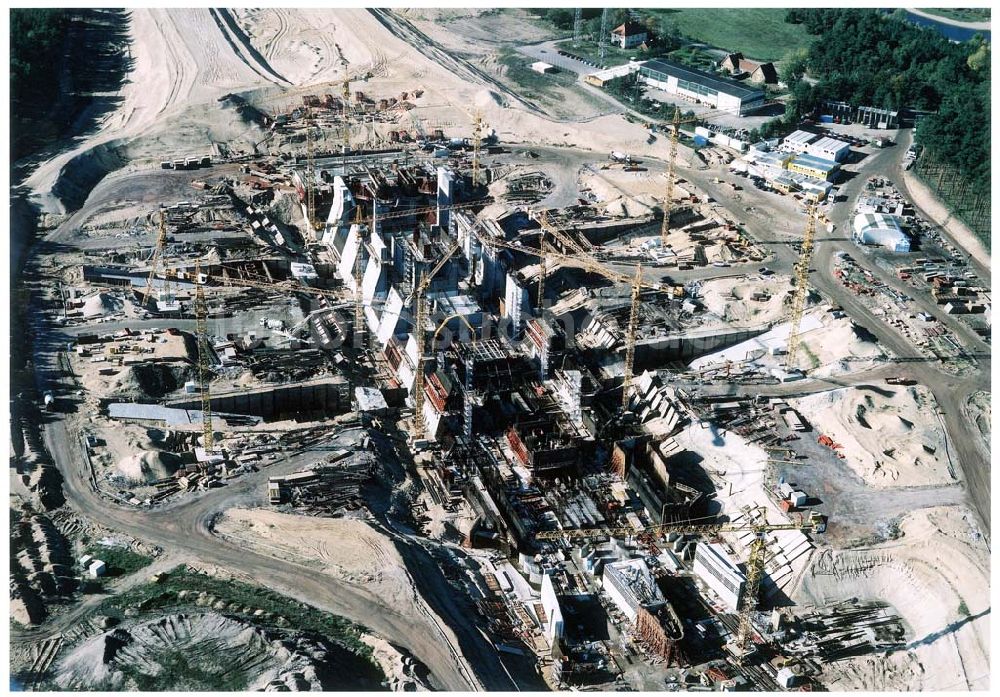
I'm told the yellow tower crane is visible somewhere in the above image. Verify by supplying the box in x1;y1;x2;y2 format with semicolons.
341;75;351;153
192;261;214;451
661;107;681;247
353;213;367;353
535;508;826;663
654;100;782;248
409;239;463;442
531;211;665;409
305;123;320;233
786;203;818;368
144;210;170;305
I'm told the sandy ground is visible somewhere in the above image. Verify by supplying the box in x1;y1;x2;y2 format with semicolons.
792;506;990;691
699;274;792;328
793;385;955;488
25;8;670;214
690;307;888;379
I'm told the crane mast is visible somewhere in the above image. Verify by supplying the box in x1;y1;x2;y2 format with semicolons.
471;111;483;188
661;107;681;247
786;204;818;367
193;262;214;451
621;264;643;409
145;210;168;305
598;8;609;62
410;239;462;442
305;124;318;232
342;71;351;153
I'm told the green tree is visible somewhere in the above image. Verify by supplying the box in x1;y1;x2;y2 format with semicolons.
967;40;989;72
780;47;809;85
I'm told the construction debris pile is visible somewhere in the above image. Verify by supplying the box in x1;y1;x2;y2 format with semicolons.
268;452;374;516
784;600;906;663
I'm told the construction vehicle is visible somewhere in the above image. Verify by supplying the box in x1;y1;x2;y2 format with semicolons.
535;508;826;663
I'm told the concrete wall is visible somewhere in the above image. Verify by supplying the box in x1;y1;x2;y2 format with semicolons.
636;325;769;365
541;573;565;642
169;378;348;422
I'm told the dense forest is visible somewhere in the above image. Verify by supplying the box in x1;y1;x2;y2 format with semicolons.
782;8;989;233
10;9;70;163
10;9;133;172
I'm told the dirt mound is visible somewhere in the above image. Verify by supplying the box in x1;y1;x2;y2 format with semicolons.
794;385;952;487
473;88;506;110
54;611;383;691
116;450;183;484
110;363;193;400
82;292;124;318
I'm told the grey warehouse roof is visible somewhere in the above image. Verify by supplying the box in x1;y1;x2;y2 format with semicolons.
641;59;765;100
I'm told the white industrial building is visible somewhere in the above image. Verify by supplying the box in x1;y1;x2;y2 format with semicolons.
852;213;911;252
602;558;667;623
531;61;555;75
807;136;851;163
638;59;765;116
692;542;746;612
779;129;818;154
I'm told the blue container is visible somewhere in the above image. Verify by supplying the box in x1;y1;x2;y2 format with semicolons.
693;135;708;147
820;115;834;123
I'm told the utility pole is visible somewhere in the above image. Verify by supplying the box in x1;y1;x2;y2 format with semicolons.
573;8;583;47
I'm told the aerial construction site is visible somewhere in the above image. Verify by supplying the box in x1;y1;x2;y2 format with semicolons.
9;7;991;692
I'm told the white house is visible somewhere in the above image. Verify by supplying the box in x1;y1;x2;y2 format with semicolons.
611;21;648;49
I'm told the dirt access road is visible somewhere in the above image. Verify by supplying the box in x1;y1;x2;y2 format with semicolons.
35;402;523;691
